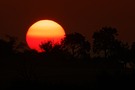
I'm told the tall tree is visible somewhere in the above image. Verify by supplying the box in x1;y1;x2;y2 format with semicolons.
62;32;91;59
92;27;118;58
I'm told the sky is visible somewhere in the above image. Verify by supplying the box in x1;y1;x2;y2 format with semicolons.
0;0;135;44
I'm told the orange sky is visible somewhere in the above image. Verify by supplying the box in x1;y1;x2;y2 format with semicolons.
0;0;135;44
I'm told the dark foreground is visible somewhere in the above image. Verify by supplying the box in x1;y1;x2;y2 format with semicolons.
0;58;135;90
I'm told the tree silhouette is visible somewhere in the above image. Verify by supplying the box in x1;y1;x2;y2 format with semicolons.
0;36;18;56
40;41;53;53
62;32;91;59
0;35;27;55
39;40;69;64
39;32;91;63
92;27;118;58
40;41;64;54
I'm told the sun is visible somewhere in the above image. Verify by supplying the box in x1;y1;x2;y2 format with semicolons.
26;20;65;52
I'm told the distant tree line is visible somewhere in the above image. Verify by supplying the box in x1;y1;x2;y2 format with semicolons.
0;27;135;66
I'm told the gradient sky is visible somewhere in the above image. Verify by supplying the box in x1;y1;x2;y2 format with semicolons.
0;0;135;44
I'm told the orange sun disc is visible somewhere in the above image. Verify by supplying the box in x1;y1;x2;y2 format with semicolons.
26;20;65;52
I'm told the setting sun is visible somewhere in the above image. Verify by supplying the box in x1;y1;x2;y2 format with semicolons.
26;20;65;52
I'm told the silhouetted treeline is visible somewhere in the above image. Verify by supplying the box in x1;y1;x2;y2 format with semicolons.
0;27;135;89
